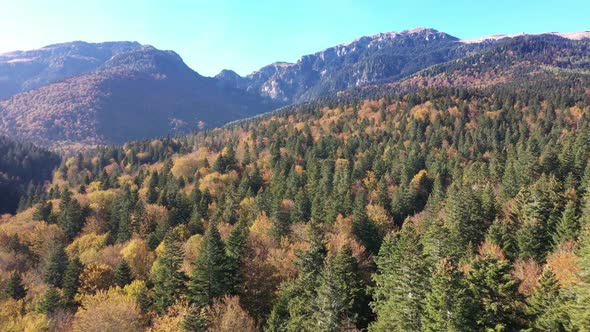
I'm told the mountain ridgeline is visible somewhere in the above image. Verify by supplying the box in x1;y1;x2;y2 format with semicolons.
1;28;589;148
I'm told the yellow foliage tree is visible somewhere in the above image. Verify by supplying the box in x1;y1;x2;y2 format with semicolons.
206;296;256;332
73;288;142;332
120;239;155;280
78;264;114;296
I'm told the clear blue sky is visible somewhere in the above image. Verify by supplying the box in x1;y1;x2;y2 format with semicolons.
1;0;588;76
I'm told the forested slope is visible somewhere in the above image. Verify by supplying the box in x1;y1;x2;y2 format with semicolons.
1;80;590;330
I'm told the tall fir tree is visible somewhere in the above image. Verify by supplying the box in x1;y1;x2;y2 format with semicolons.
466;254;526;330
351;192;381;254
370;224;429;331
189;223;229;307
422;258;476;332
114;259;133;287
62;257;83;306
152;232;188;314
527;267;570;331
4;271;26;300
44;242;68;288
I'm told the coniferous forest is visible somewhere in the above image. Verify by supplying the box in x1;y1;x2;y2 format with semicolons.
2;74;590;331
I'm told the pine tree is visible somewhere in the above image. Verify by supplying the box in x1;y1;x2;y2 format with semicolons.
57;189;85;240
466;254;525;331
316;246;368;331
62;257;83;306
553;200;580;245
4;271;26;300
114;259;133;287
33;200;52;221
152;232;188;313
370;224;428;331
422;258;476;332
225;221;248;295
189;223;228;307
37;287;62;314
351;192;381;254
527;267;569;331
44;243;68;288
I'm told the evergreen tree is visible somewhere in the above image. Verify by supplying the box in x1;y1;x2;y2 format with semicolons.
33;200;52;221
4;271;26;300
152;232;188;313
567;227;590;329
466;254;525;331
527;267;569;331
146;171;159;204
57;189;85;240
225;221;248;295
62;257;83;306
370;224;428;331
351;192;381;254
553;200;580;245
114;259;133;287
44;243;68;288
316;246;368;330
422;258;476;332
37;287;62;314
189;223;228;307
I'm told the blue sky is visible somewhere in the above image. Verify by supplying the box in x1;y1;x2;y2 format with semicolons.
1;0;588;76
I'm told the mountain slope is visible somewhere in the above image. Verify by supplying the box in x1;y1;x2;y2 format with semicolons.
0;41;141;100
217;28;489;102
0;44;279;147
218;28;590;103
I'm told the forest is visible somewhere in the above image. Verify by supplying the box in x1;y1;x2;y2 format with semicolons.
1;79;590;331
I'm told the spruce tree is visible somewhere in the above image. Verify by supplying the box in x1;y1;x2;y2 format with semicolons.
466;254;525;330
114;259;133;287
553;200;580;245
422;258;476;332
57;189;85;240
351;192;381;254
37;287;62;314
33;200;52;221
44;243;68;288
370;224;428;331
567;227;590;329
527;267;569;331
316;246;368;330
4;271;26;300
152;232;188;313
225;221;248;295
62;257;83;306
189;223;228;307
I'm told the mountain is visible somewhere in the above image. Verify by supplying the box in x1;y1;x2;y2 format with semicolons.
1;28;589;149
336;33;590;100
0;41;141;100
0;43;279;148
217;28;590;103
216;28;478;102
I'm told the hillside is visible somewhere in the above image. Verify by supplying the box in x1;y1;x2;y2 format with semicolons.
0;45;279;147
0;136;60;214
0;41;141;100
2;76;590;330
